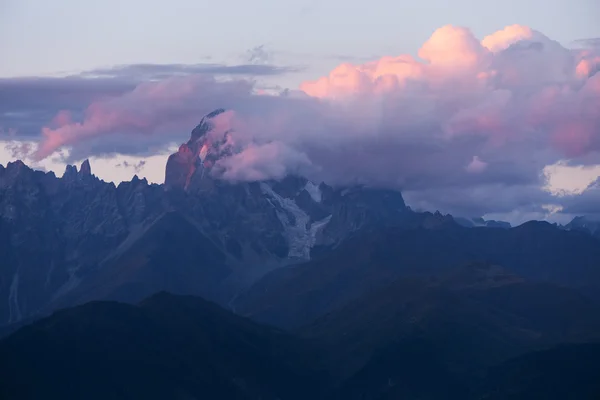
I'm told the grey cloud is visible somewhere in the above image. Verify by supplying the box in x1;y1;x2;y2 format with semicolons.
0;76;135;137
404;184;556;219
82;63;302;80
3;25;600;221
0;62;301;140
4;140;34;160
116;160;147;173
244;45;272;65
559;179;600;215
571;38;600;49
276;49;382;64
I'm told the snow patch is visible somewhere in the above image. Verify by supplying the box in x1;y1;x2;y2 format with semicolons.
8;272;21;323
51;267;82;301
260;183;330;259
309;215;332;248
304;181;322;203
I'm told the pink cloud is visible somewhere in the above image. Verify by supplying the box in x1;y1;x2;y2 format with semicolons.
27;23;600;214
481;25;535;52
552;121;595;157
49;110;73;128
298;24;600;164
213;142;312;182
575;51;600;79
418;25;488;69
34;76;253;160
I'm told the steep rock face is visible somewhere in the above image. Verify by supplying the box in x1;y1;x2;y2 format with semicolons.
164;144;196;190
566;216;600;238
50;212;231;309
0;161;131;325
0;161;183;326
164;108;227;191
0;163;409;326
318;186;409;248
0;110;412;326
79;159;92;176
163;110;410;261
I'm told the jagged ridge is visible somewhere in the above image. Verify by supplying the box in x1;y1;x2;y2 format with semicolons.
0;111;413;325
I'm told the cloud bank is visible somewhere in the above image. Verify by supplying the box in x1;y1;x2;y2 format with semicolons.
2;25;600;221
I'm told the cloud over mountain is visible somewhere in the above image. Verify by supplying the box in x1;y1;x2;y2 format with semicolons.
1;25;600;219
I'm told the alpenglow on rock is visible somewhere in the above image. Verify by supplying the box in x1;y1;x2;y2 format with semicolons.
0;111;415;327
165;108;230;190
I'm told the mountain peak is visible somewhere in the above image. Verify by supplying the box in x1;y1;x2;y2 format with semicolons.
565;215;600;237
7;160;26;168
165;109;229;190
206;108;226;119
189;108;227;145
0;160;31;185
4;160;29;175
63;164;78;180
80;159;92;176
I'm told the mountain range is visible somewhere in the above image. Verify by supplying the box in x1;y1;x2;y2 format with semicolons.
2;267;600;399
1;110;600;399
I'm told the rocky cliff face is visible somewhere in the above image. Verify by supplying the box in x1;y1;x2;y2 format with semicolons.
4;111;600;329
164;108;228;191
565;216;600;238
0;160;134;324
0;110;412;326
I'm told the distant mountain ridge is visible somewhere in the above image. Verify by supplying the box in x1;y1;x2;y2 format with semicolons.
565;215;600;238
2;111;600;398
237;221;600;329
0;110;416;326
0;292;328;400
454;216;511;229
1;109;600;328
2;278;600;400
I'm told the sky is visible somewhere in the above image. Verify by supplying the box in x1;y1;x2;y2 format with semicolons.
2;0;599;82
1;0;600;224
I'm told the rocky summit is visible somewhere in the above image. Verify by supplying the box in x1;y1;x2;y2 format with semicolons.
2;110;600;333
3;112;600;400
164;108;229;191
0;110;413;327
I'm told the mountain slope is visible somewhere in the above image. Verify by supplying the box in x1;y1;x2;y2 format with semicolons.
1;283;599;400
298;264;600;398
237;222;600;329
4;108;600;330
0;110;412;326
49;211;231;308
476;343;600;400
0;292;328;400
565;215;600;238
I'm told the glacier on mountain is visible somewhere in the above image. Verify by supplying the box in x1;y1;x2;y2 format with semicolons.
260;182;330;259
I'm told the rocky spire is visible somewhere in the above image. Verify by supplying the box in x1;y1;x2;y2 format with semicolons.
165;109;227;190
189;108;226;147
63;164;78;181
80;159;92;176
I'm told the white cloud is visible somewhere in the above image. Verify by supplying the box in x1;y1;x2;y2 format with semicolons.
543;161;600;196
0;139;173;184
